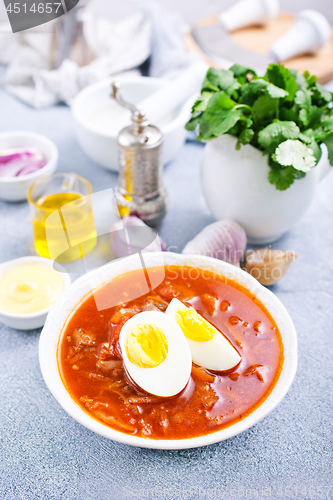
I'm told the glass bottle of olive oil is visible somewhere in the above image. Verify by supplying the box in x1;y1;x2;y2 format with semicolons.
32;192;97;263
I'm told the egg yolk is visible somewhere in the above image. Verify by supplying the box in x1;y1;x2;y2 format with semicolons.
126;324;168;368
176;308;216;342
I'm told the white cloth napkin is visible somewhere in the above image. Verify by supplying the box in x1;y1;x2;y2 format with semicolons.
0;9;150;107
0;3;194;108
142;3;196;79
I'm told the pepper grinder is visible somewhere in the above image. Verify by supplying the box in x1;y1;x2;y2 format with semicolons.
111;82;168;227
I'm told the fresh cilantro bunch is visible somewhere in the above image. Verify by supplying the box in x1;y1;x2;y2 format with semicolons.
185;64;333;190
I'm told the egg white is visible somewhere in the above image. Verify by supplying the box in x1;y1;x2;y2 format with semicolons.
166;298;241;372
119;311;192;398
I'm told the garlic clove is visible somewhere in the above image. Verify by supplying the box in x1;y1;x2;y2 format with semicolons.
182;220;247;266
110;216;167;258
243;249;297;286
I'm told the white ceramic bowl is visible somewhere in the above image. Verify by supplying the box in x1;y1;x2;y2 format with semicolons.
0;131;58;202
72;77;194;171
39;252;297;449
0;256;71;330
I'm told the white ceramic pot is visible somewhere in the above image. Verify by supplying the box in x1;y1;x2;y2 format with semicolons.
201;135;331;244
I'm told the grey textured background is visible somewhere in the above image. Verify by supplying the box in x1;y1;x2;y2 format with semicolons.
1;10;333;496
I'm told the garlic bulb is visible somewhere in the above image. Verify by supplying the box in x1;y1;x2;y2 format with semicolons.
243;249;297;286
182;220;247;266
110;216;167;258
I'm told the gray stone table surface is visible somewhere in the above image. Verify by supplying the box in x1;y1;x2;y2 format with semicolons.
1;82;333;500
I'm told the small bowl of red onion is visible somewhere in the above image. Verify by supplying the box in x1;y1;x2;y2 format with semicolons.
0;131;58;202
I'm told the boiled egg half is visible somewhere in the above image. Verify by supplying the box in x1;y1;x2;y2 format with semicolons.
166;298;241;372
119;311;192;398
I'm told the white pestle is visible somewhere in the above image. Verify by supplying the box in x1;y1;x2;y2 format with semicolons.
140;61;208;124
270;10;331;62
219;0;279;32
108;61;208;132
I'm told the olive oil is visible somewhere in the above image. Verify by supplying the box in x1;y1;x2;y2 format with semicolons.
32;192;97;262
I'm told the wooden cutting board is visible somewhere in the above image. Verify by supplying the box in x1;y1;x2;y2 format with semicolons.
185;12;333;84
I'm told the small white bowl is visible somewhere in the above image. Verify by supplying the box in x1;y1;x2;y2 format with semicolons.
0;131;58;202
72;76;194;172
39;252;297;449
0;256;71;330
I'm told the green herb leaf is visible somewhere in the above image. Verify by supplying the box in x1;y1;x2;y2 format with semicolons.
267;84;289;98
185;115;201;131
308;107;324;128
258;121;300;151
200;108;241;139
198;92;241;139
202;68;240;96
294;170;307;180
266;64;287;88
239;79;269;106
266;64;297;101
275;139;316;172
302;127;330;142
295;88;315;127
239;78;289;101
322;116;333;131
304;71;317;86
268;165;298;190
279;104;299;124
295;88;312;109
322;133;333;166
191;92;213;113
299;132;312;144
253;94;278;122
239;115;253;128
299;109;308;127
228;115;252;138
308;140;322;163
201;75;219;93
206;91;236;111
237;128;254;148
312;83;332;103
230;64;257;78
289;69;307;89
299;106;323;128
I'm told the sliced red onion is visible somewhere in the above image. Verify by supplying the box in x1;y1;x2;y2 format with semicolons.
0;147;46;177
110;215;167;258
0;152;31;164
0;162;25;178
182;220;247;266
17;161;47;176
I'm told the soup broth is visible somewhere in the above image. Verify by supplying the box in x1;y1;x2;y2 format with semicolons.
58;266;284;440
